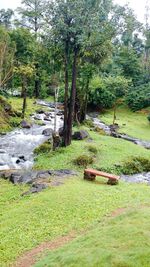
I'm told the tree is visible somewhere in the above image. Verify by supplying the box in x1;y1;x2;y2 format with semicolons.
45;0;114;146
0;9;14;28
0;27;15;92
14;64;34;118
16;0;46;97
10;28;36;96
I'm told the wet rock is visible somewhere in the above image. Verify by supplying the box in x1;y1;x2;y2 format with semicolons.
16;159;21;164
34;114;42;120
36;109;45;114
42;128;53;137
4;103;11;113
72;130;89;140
20;120;31;129
57;111;64;116
0;149;6;154
109;124;119;132
121;172;150;184
44;116;52;122
10;173;23;184
22;183;48;195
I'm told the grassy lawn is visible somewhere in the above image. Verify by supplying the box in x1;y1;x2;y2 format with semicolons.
35;206;150;267
8;96;54;118
0;178;150;267
34;129;150;174
100;105;150;141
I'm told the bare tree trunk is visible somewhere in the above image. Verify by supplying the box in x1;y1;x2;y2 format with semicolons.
22;76;27;119
66;48;78;146
63;40;69;146
34;63;40;98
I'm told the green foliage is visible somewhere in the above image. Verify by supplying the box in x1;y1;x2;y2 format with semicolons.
147;114;150;123
89;75;130;109
73;154;94;167
34;141;52;155
87;145;98;154
120;157;150;175
126;83;150;111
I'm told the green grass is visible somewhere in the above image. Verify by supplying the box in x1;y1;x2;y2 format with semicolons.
0;178;150;267
34;129;150;174
35;206;150;267
100;105;150;141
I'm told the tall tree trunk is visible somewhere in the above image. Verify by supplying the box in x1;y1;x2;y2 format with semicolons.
80;78;89;123
66;48;78;146
34;63;40;98
22;76;27;119
63;40;69;146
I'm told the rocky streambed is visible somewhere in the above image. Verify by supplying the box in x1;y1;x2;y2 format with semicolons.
88;113;150;150
0;100;63;171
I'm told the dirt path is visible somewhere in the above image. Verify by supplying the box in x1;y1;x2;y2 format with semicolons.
13;231;76;267
13;205;149;267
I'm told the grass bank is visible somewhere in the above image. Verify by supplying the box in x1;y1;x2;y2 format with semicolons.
100;105;150;141
35;206;150;267
0;178;150;266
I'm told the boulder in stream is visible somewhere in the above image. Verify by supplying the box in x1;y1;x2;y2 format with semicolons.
20;120;31;129
42;128;53;137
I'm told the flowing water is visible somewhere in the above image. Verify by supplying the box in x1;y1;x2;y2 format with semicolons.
0;101;63;171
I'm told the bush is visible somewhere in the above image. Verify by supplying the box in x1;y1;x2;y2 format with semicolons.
34;141;52;155
87;145;98;154
126;83;150;111
89;75;130;109
73;154;94;167
147;114;150;123
120;157;150;175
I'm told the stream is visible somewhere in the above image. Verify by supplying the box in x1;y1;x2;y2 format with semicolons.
88;113;150;150
0;100;63;171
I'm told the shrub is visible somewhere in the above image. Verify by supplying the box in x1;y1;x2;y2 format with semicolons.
120;157;150;175
73;154;94;167
126;83;150;111
34;141;52;155
147;114;150;123
87;145;98;154
89;75;130;109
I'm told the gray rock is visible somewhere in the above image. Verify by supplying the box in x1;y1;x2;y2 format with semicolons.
44;116;52;122
42;128;53;136
0;149;6;154
72;130;89;140
34;114;42;120
20;120;31;129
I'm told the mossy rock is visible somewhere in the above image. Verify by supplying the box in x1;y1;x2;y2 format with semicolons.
94;127;106;135
73;154;94;167
34;141;52;155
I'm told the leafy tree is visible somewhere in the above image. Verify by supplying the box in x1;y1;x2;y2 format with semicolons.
0;9;14;28
0;27;15;92
16;0;46;97
45;0;114;146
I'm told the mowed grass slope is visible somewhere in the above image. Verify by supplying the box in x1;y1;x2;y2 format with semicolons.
100;105;150;141
35;206;150;267
0;178;150;267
